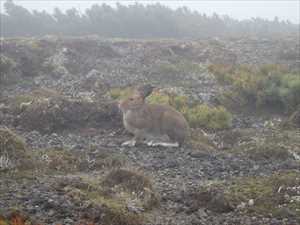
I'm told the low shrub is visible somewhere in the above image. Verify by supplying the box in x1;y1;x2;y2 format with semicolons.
147;91;170;105
184;104;232;130
149;92;232;130
210;64;300;113
109;87;133;100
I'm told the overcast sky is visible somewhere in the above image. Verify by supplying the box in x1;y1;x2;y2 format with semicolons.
1;0;299;24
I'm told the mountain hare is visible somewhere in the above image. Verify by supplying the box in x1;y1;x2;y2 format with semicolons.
119;84;189;147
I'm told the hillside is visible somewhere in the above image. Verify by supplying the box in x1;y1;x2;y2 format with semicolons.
0;36;300;225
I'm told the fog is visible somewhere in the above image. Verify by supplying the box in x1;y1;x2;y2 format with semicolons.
1;0;299;24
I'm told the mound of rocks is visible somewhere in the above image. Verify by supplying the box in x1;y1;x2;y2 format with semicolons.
16;95;120;133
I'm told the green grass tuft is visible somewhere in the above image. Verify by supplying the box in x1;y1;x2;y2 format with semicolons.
209;64;300;113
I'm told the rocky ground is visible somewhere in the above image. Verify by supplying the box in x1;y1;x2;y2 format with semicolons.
0;36;300;225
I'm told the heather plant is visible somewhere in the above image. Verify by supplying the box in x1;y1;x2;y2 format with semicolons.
210;64;300;113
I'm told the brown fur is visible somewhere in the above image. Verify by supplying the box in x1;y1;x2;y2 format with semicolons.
119;85;189;147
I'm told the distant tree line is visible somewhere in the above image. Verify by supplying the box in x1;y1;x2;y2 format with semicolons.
0;0;298;38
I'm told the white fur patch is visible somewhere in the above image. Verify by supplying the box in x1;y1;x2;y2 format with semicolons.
147;141;179;148
121;139;136;147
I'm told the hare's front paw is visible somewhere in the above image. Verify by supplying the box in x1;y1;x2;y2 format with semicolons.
121;139;136;147
146;140;155;146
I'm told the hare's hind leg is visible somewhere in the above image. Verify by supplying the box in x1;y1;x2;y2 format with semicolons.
121;139;137;147
148;142;179;148
146;135;179;147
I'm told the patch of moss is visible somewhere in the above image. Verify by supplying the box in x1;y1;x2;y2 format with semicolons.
103;169;152;194
184;104;232;130
8;95;36;114
147;91;170;105
34;147;127;174
190;171;300;218
156;60;203;75
217;128;258;150
61;175;147;225
92;150;127;169
13;38;41;49
109;87;134;100
223;171;300;218
103;169;159;210
208;64;235;83
229;129;299;161
36;148;79;173
0;128;32;171
170;94;189;110
189;129;216;151
247;142;290;161
259;64;288;76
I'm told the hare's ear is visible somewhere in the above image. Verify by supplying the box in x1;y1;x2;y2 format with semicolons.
136;84;155;99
